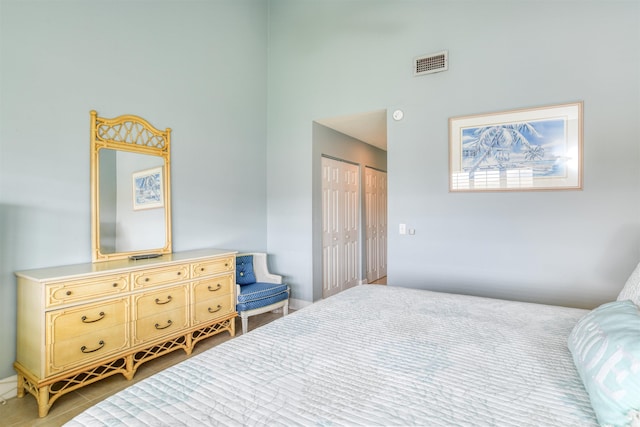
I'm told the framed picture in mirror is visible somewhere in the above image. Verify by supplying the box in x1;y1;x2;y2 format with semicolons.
132;166;164;210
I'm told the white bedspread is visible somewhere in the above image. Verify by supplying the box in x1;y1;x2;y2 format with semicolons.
66;285;598;426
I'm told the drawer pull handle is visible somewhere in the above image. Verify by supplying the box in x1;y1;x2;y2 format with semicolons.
81;340;105;353
144;278;150;282
155;320;173;330
225;263;228;267
66;290;72;296
112;283;118;288
200;267;205;272
81;312;105;323
208;284;222;292
208;305;222;313
177;272;182;276
155;295;173;305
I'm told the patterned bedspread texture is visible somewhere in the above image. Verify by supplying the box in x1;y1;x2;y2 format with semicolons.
66;285;598;426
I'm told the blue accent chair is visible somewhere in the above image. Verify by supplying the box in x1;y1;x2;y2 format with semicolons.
236;253;289;334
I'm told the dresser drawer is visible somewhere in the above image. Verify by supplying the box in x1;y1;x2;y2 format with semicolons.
192;274;235;326
192;274;234;301
46;274;128;307
47;298;129;342
191;256;234;278
132;264;190;289
49;325;128;375
132;285;189;344
193;294;235;325
47;299;129;375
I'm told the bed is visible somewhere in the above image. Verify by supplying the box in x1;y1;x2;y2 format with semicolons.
66;281;640;427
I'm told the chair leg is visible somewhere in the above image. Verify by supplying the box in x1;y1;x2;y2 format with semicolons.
241;312;249;335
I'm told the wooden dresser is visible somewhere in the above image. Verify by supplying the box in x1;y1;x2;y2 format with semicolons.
14;248;237;417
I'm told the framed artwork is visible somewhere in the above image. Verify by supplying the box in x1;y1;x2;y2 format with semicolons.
449;102;583;192
132;166;164;210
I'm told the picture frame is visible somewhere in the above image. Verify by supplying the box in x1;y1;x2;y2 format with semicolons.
132;166;164;210
449;102;583;192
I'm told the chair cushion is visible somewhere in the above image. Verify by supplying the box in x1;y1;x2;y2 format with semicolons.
236;290;289;312
237;282;289;303
236;255;256;285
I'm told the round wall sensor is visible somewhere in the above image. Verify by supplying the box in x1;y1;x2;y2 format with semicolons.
392;110;404;121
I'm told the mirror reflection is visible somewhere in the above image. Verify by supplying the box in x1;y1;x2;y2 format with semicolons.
98;149;166;254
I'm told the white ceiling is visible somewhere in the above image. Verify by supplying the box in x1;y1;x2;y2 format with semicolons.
316;109;387;151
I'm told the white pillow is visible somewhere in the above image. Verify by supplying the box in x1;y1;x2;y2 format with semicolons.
618;262;640;306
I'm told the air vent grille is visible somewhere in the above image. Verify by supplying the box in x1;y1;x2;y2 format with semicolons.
414;51;448;76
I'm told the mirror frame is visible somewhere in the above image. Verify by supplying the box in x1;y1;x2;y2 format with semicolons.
90;110;172;262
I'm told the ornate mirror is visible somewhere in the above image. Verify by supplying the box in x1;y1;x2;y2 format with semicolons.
90;110;172;262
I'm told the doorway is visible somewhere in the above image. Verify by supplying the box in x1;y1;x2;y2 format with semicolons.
312;111;388;301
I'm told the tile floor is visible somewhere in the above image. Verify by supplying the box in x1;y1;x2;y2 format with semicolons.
1;311;286;427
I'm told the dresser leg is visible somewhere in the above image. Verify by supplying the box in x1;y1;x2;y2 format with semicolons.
37;385;51;418
16;374;25;398
185;333;193;355
123;355;135;380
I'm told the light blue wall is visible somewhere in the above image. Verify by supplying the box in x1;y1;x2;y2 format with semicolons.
0;0;267;378
266;1;640;305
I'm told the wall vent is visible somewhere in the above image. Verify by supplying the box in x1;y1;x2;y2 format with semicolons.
414;51;448;76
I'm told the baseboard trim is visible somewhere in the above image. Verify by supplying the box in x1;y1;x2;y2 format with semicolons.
0;375;17;403
289;298;312;311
